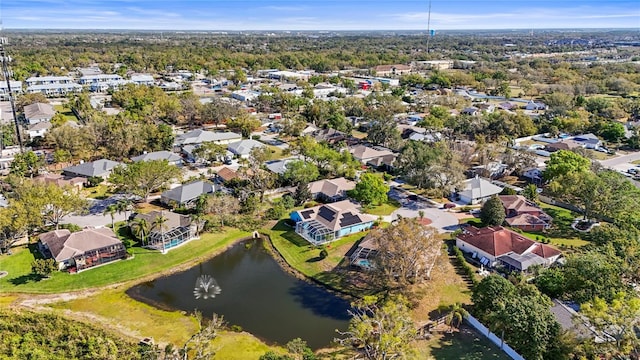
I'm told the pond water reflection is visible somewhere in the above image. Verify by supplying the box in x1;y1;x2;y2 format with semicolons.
127;238;351;350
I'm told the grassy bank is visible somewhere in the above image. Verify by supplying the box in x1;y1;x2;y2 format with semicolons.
261;220;369;295
46;288;283;359
0;228;250;294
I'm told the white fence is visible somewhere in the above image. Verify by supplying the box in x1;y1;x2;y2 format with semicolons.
465;314;526;360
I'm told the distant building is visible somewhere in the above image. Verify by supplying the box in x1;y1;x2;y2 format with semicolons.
160;180;215;209
174;130;242;147
0;80;23;100
26;83;82;97
372;64;411;77
227;139;265;158
130;74;154;85
79;74;124;85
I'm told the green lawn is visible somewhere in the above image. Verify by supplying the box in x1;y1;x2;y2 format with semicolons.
420;325;511;360
260;220;368;294
53;104;79;122
47;287;283;359
363;201;400;216
84;184;111;199
0;229;249;294
632;159;640;165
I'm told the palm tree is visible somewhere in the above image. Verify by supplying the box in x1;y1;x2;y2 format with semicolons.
103;204;117;229
130;218;150;246
190;213;205;236
437;302;469;333
152;214;169;251
116;199;131;220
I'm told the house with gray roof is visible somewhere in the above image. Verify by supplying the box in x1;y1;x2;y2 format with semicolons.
174;129;242;146
160;180;215;208
27;121;52;139
38;227;127;272
227;139;266;158
454;176;503;205
62;159;122;179
131;210;195;253
23;102;56;125
131;151;183;166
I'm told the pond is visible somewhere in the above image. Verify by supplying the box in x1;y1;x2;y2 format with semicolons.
127;238;351;350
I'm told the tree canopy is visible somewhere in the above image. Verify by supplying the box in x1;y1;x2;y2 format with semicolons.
349;173;389;206
109;160;182;201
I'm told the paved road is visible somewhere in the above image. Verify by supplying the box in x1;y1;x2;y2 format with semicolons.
600;152;640;168
61;194;135;228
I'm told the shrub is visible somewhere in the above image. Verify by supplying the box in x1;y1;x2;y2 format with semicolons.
251;135;261;140
319;249;329;259
230;325;243;332
31;258;58;278
452;246;478;286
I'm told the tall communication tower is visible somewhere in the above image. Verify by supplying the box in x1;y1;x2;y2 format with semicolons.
426;0;432;54
0;23;23;152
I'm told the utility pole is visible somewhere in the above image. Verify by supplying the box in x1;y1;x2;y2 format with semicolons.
426;0;432;54
0;36;23;152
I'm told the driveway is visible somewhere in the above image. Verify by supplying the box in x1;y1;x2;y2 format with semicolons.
61;194;134;228
385;188;458;233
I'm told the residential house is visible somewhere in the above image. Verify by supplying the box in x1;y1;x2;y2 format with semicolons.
160;180;215;209
525;101;547;111
174;130;242;147
33;173;85;191
26;83;82;97
308;177;356;202
79;74;124;85
215;167;240;183
38;227;127;272
62;159;122;180
312;128;346;144
227;139;265;158
545;140;582;152
456;226;562;272
132;210;195;253
291;200;376;245
498;102;516;111
0;80;23;101
24;102;56;125
454;176;503;205
523;168;544;185
461;106;480;116
572;133;602;149
470;162;509;179
265;158;295;175
130;74;155;85
131;151;183;166
349;144;394;164
373;64;411;77
499;195;552;231
27;121;52;139
25;76;74;86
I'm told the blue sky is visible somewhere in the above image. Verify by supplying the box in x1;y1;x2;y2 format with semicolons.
0;0;638;30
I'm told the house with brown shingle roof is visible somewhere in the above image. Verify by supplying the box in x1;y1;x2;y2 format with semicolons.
308;177;356;202
456;226;561;272
38;227;127;272
498;195;552;231
215;167;239;183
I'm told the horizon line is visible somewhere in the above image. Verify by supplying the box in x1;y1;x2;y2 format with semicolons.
1;27;639;32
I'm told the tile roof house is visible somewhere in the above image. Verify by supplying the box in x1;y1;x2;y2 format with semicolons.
62;159;122;179
160;180;215;208
24;102;56;125
37;227;127;272
215;167;239;183
131;150;183;166
132;210;195;253
455;176;503;205
308;177;356;202
227;139;265;158
499;195;552;231
456;226;562;272
291;200;376;245
174;130;242;146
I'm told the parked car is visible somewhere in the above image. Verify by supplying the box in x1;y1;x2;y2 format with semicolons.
444;203;456;209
